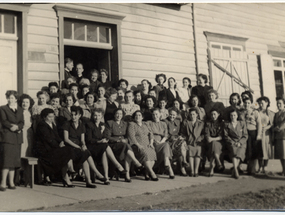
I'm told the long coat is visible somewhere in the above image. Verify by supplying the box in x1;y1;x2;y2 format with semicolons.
0;105;24;145
224;121;248;147
180;119;204;146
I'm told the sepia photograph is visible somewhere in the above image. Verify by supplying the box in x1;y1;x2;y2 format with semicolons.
0;2;284;212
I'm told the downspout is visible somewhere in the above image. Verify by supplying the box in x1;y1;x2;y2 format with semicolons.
192;3;199;84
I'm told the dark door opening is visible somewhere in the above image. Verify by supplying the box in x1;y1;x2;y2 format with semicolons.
64;45;111;80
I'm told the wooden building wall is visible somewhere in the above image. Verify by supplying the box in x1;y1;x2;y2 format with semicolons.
25;3;195;98
194;3;285;104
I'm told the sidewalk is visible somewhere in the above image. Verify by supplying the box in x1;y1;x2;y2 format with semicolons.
0;160;282;212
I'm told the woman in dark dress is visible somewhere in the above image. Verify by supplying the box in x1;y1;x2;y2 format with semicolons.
147;108;175;179
205;108;224;177
0;90;24;191
63;106;106;188
85;108;127;185
224;93;242;122
100;69;112;90
153;73;167;100
191;73;213;108
105;108;143;182
104;88;119;122
188;95;206;121
165;77;182;108
134;90;144;109
204;89;225;121
224;109;248;179
141;79;152;101
142;95;156;121
128;111;158;181
35;108;74;187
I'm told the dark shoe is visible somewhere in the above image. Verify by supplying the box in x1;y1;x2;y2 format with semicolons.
136;165;145;173
169;175;175;179
0;186;6;192
189;173;194;177
180;172;188;177
104;181;110;185
67;171;78;180
208;174;214;177
145;175;150;181
125;178;132;183
194;174;198;177
8;185;16;190
95;176;107;183
86;183;97;188
115;169;127;181
62;179;75;188
182;161;189;167
150;176;159;181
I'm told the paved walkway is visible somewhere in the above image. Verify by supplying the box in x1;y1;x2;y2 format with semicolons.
0;160;282;212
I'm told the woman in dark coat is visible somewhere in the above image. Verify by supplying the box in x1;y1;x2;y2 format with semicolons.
224;109;248;179
35;108;74;187
180;108;205;177
204;89;225;121
0;90;24;191
191;73;213;108
205;108;224;177
142;95;156;121
63;106;106;188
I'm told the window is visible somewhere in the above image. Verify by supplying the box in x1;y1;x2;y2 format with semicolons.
0;10;17;39
273;57;285;97
54;4;125;84
64;18;112;49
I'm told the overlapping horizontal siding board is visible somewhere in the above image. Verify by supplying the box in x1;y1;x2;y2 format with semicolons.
27;4;59;98
79;3;195;87
194;3;285;97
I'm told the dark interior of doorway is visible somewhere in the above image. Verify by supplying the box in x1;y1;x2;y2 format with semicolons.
64;45;110;80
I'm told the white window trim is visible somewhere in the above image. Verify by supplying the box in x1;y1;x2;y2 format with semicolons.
273;56;285;97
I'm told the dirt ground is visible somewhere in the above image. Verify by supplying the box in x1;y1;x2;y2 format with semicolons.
31;173;285;212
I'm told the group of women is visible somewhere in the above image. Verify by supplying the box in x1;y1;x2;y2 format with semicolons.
0;70;284;192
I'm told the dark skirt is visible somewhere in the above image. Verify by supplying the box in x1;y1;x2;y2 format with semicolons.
246;130;263;161
188;145;202;158
0;143;21;169
275;139;285;160
226;144;246;161
154;142;173;166
70;147;91;171
132;145;156;163
207;140;223;160
39;146;74;176
109;142;132;161
87;143;108;163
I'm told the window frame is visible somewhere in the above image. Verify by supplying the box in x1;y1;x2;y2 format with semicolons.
54;4;125;84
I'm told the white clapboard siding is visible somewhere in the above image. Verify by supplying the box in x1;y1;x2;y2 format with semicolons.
25;3;195;98
122;45;194;61
27;4;59;98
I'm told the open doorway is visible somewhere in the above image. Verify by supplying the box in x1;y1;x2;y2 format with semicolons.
64;45;111;79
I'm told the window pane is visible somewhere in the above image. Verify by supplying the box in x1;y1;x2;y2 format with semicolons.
233;47;241;51
283;60;285;68
211;45;220;49
274;59;282;67
64;19;72;39
87;24;98;42
74;21;85;41
99;27;109;43
274;70;284;97
4;14;15;34
223;46;231;50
